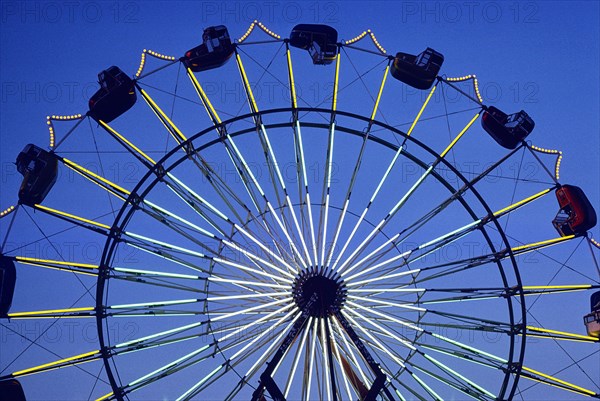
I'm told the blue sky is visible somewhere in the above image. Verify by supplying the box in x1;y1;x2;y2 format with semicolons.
1;1;599;400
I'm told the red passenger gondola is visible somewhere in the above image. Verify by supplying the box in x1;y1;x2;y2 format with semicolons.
183;25;235;72
552;185;597;236
584;291;600;338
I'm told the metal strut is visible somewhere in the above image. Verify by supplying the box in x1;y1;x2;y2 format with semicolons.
334;310;396;401
251;293;396;401
251;294;316;401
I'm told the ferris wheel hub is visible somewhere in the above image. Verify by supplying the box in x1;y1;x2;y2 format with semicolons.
292;268;347;318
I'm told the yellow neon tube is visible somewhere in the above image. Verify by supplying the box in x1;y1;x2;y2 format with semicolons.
16;264;97;277
66;167;125;201
332;53;341;111
63;158;130;197
370;65;389;121
511;235;575;253
407;85;437;137
13;350;100;377
187;68;222;125
16;256;97;269
94;392;114;401
493;188;551;217
139;88;187;142
236;53;259;114
523;334;596;344
521;375;595;397
440;112;480;158
526;326;599;342
99;120;156;165
523;285;591;290
34;204;110;230
521;366;596;396
8;307;95;318
286;49;297;109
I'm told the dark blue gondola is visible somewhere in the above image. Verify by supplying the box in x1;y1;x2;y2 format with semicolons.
0;255;16;318
0;379;26;401
390;47;444;90
88;66;136;123
183;25;235;72
481;106;534;149
16;144;58;207
289;24;337;65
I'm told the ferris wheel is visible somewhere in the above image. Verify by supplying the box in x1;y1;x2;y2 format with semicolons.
0;21;599;401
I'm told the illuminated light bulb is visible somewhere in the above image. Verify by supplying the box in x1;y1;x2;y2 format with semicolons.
257;22;280;39
555;153;563;179
0;205;15;218
238;21;256;43
368;32;386;53
345;31;367;45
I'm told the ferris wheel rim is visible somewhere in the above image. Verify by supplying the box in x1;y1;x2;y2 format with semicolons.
93;105;526;400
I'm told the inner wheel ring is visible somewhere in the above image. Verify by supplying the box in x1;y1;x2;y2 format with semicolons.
97;107;523;401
